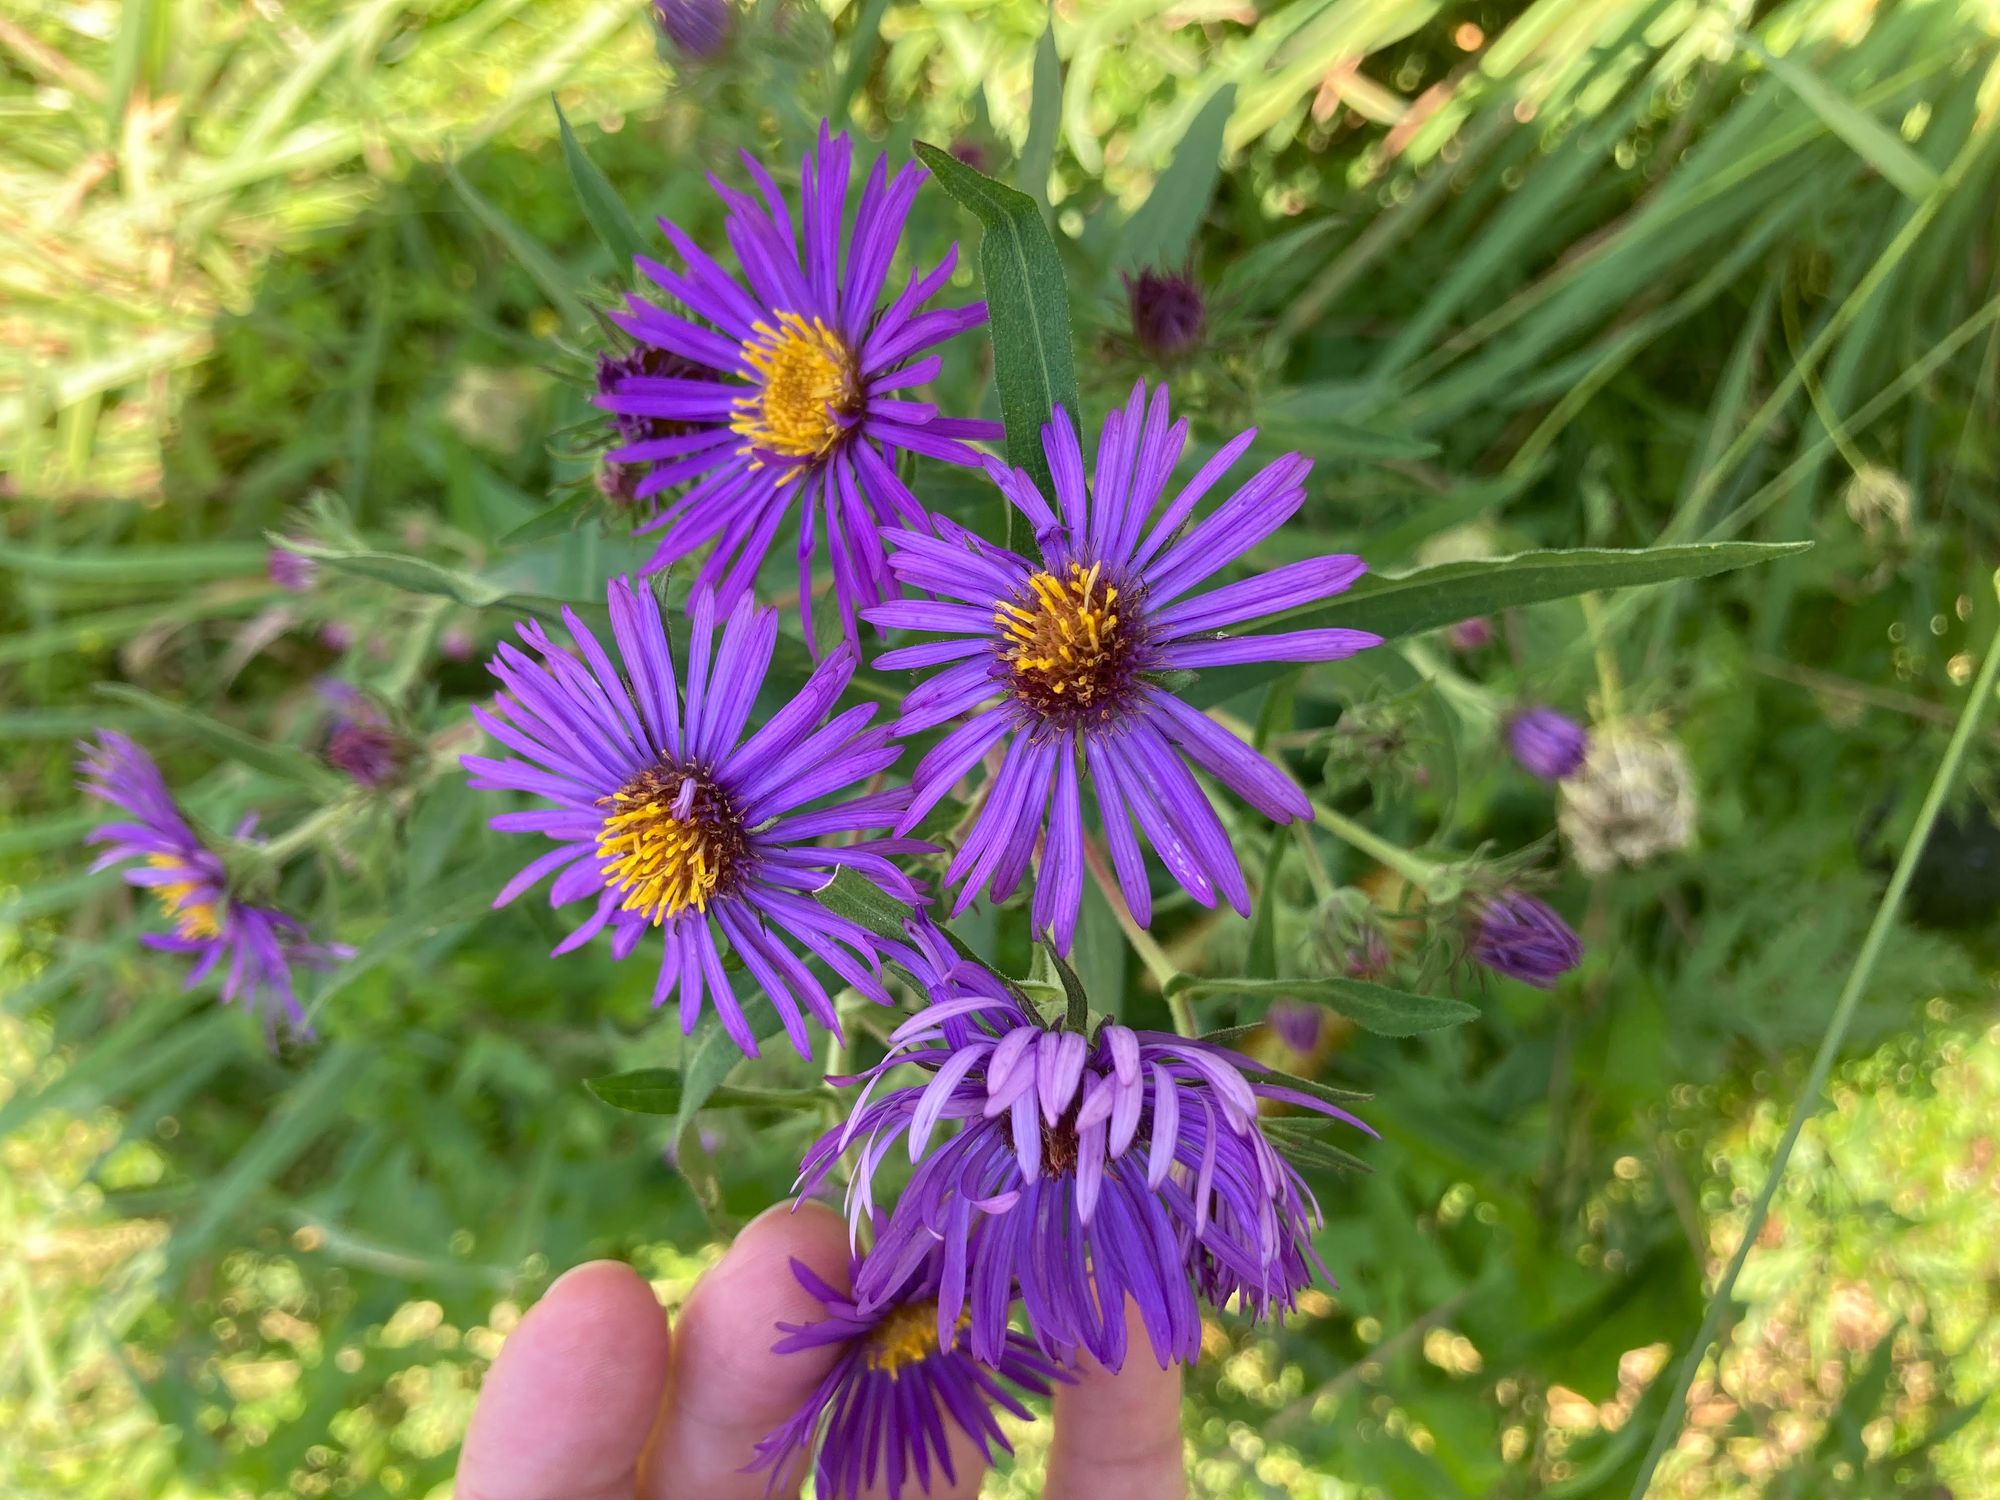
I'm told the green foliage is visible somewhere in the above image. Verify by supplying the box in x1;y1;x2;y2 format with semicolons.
4;2;1999;1498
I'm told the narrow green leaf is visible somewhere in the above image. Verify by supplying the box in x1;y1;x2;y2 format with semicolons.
165;1043;377;1287
1168;973;1477;1037
1263;1117;1374;1175
1118;84;1235;270
833;0;893;124
1044;942;1089;1033
96;684;340;794
813;866;912;944
1186;542;1810;705
586;1067;821;1115
280;535;572;622
553;96;647;273
1743;36;1940;203
446;164;589;327
672;996;781;1140
1018;19;1062;204
913;141;1079;499
0;540;265;583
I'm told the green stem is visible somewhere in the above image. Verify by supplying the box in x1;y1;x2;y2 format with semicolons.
253;803;348;867
1308;798;1446;897
1628;597;2000;1499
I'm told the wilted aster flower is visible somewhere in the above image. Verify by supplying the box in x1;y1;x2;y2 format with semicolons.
599;123;1000;651
1123;266;1206;363
1505;706;1588;781
318;681;406;789
866;382;1380;951
78;733;347;1036
654;0;730;58
268;543;315;592
1470;891;1581;988
462;578;924;1057
748;1234;1066;1500
1558;725;1697;874
799;940;1371;1370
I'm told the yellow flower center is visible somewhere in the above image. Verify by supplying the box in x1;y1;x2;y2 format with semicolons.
995;561;1137;719
863;1301;966;1377
148;854;220;940
595;767;743;925
731;312;859;476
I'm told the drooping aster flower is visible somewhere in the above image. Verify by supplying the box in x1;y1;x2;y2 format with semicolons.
798;937;1372;1371
748;1233;1066;1500
865;382;1380;951
598;123;1001;651
1470;890;1582;988
78;733;347;1036
462;577;925;1057
1504;706;1588;782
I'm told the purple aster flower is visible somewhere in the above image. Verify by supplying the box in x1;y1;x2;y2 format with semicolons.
77;733;347;1037
268;543;315;592
747;1233;1066;1500
654;0;730;59
1470;891;1582;988
317;681;406;789
864;382;1381;952
798;938;1372;1371
1505;706;1588;781
598;122;1002;652
1123;266;1206;364
462;577;927;1058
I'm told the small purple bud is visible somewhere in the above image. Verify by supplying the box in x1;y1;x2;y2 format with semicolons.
949;140;992;174
1268;1000;1324;1055
1445;616;1493;651
318;621;355;653
596;460;644;507
1471;892;1581;988
1123;267;1207;363
1506;707;1589;781
440;626;476;662
268;544;315;593
653;0;731;61
317;680;406;789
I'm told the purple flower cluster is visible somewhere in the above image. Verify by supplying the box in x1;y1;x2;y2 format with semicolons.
795;926;1371;1373
74;115;1600;1497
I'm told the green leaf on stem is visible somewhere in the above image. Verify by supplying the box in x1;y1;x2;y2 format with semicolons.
813;865;912;944
1168;973;1477;1037
553;96;648;275
1044;941;1090;1032
912;140;1079;499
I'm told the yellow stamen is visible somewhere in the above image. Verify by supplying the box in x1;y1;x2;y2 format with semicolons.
730;312;859;479
993;561;1127;710
863;1301;968;1377
595;769;739;925
148;853;220;940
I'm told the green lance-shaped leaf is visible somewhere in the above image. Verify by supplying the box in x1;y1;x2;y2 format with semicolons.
813;865;913;944
912;140;1079;500
446;164;589;329
673;996;785;1140
553;96;647;274
1169;973;1478;1038
1118;84;1235;272
1017;19;1062;204
1043;941;1090;1033
276;533;578;624
96;684;342;794
1185;541;1810;706
586;1067;824;1116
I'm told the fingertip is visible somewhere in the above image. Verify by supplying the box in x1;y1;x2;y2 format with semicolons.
643;1198;856;1499
1046;1301;1187;1500
458;1259;671;1500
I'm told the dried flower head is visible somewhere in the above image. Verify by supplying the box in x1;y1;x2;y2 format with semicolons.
1558;725;1697;874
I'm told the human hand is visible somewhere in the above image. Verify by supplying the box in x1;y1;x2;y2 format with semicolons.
454;1200;1186;1500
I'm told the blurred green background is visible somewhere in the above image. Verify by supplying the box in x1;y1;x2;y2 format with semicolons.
3;0;1998;1495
